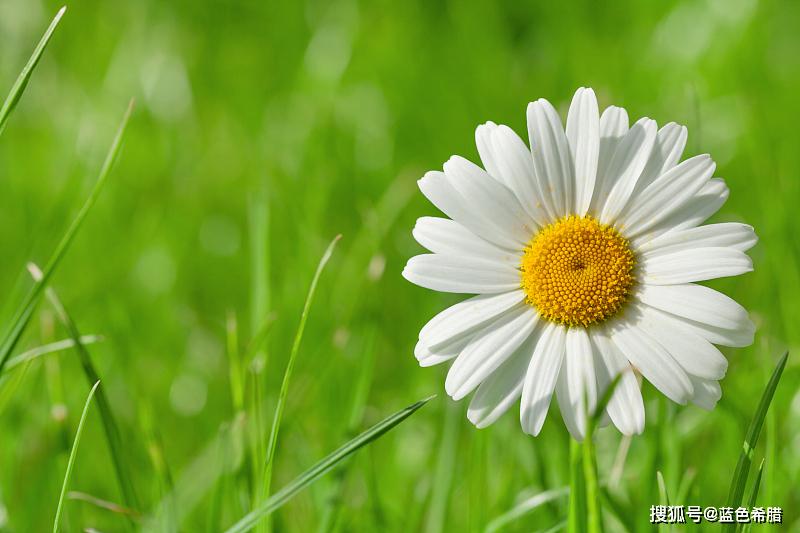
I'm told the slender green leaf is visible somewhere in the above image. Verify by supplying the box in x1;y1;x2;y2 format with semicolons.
536;521;568;533
0;99;134;378
656;471;670;533
739;459;765;533
485;487;569;533
599;488;635;533
3;335;102;374
424;401;459;533
576;372;621;533
725;350;788;530
317;328;377;533
29;269;139;515
224;395;432;533
0;6;66;136
53;380;100;533
582;432;603;533
568;439;587;533
261;235;341;499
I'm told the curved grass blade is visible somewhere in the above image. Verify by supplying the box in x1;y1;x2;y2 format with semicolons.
27;266;139;515
724;351;788;530
52;380;100;533
656;471;670;533
3;335;102;374
0;6;66;136
0;99;134;379
260;235;341;500
485;487;569;533
225;396;433;533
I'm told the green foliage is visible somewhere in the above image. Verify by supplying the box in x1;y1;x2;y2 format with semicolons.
1;0;799;531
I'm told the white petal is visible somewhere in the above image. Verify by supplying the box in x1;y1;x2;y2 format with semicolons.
412;217;521;265
632;122;688;194
636;283;755;342
467;331;540;428
690;376;721;410
670;178;730;231
418;170;521;250
486;125;550;226
520;322;567;436
403;254;521;294
591;329;644;435
635;303;728;380
621;155;716;237
566;88;600;216
636;223;758;257
420;290;526;351
445;306;539;400
556;327;596;440
527;98;574;218
443;156;537;245
608;320;693;404
663;314;754;347
598;118;658;224
634;178;729;242
640;247;753;285
590;106;630;215
414;335;472;368
475;121;503;181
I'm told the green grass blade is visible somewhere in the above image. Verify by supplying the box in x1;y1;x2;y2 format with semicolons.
3;335;102;374
52;380;100;533
0;99;134;378
574;372;621;533
260;235;341;498
317;329;377;533
656;471;670;533
29;267;139;515
599;488;634;533
225;395;433;533
725;350;788;528
739;459;764;533
0;6;66;136
582;432;603;533
424;401;460;533
0;335;103;376
568;439;587;533
485;487;569;533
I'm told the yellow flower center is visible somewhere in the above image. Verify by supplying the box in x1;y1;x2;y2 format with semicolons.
520;216;635;327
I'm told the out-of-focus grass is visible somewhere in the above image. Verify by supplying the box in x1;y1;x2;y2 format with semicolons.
1;0;799;531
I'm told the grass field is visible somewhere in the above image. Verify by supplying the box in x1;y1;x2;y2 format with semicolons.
1;0;799;531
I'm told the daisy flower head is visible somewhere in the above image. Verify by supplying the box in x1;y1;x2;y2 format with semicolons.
403;87;756;440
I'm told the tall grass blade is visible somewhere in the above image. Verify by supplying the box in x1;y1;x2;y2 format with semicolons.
568;439;587;533
29;267;139;515
0;6;66;136
52;380;100;533
260;235;341;499
317;329;377;533
739;459;764;533
0;99;134;378
225;395;432;533
656;471;670;533
724;350;788;530
575;372;621;533
485;487;569;533
424;401;460;533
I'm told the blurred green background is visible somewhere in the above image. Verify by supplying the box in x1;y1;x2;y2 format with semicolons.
1;0;799;530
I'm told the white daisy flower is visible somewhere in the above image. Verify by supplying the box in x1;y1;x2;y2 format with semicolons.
403;87;756;440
